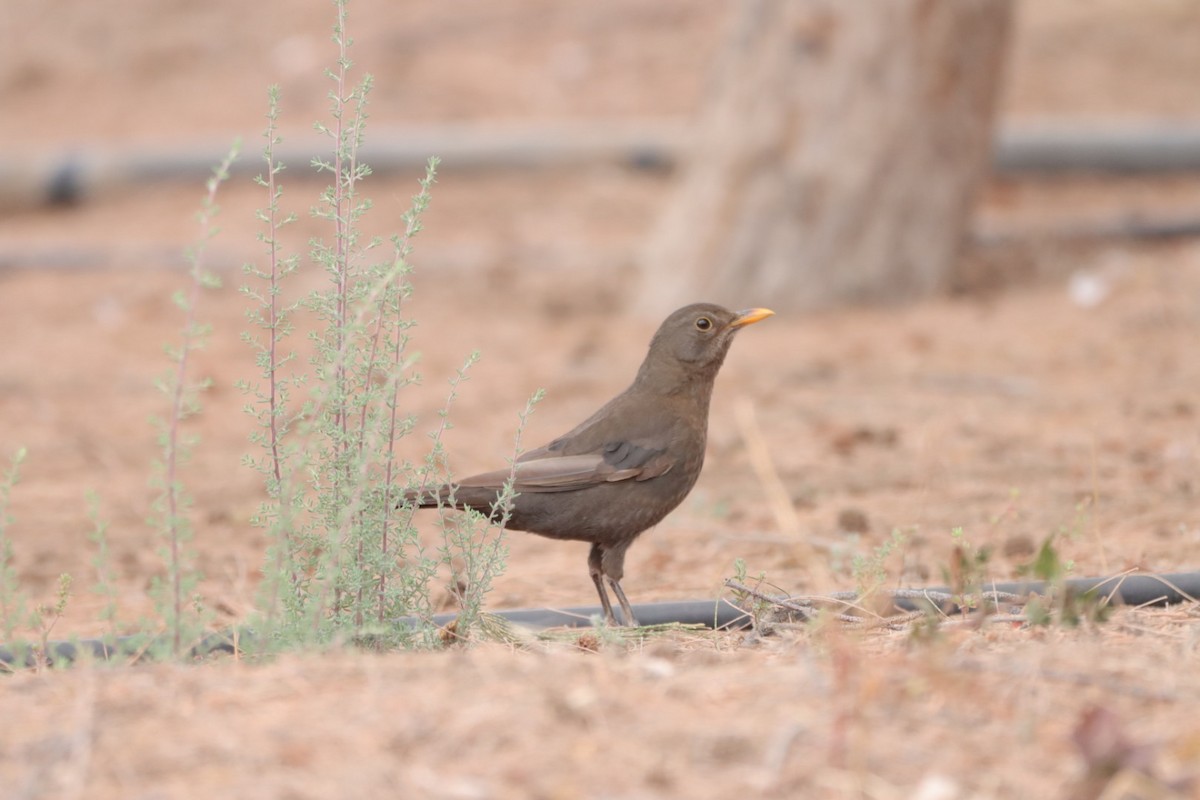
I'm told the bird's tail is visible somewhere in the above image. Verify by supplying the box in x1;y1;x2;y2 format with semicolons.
397;485;447;509
397;484;506;518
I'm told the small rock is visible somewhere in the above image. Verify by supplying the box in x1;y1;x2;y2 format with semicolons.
837;507;870;534
1002;533;1036;559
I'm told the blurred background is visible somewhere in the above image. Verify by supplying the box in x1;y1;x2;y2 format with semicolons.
4;1;1200;289
2;0;1199;632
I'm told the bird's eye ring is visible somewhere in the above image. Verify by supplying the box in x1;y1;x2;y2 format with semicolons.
695;316;713;331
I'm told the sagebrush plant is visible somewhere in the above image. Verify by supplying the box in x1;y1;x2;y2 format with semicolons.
241;0;524;650
149;143;240;658
0;0;517;664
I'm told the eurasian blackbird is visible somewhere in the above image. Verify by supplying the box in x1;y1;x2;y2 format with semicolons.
404;303;773;626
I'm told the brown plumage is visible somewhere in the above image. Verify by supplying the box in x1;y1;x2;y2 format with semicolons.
404;303;773;626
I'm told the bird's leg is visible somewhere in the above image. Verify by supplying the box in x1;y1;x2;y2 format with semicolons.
588;543;619;626
606;577;640;628
600;541;639;627
591;574;619;627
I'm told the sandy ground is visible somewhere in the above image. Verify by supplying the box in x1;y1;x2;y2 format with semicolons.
2;1;1200;797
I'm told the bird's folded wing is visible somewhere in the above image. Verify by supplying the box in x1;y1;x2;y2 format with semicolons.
459;448;673;494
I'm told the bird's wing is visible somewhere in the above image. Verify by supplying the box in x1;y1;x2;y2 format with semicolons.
459;441;674;494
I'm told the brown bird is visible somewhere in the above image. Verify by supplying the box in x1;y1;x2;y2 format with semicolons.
404;303;773;626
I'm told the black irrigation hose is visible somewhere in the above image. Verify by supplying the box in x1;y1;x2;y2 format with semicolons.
0;600;750;669
3;571;1197;668
426;598;754;632
7;122;1200;213
894;571;1200;612
993;123;1200;175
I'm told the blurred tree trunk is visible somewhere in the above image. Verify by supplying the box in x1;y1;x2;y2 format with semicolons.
637;0;1013;313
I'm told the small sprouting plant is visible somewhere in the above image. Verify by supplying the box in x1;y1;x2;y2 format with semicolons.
728;557;774;630
851;527;909;597
1019;535;1108;627
942;526;992;611
30;573;72;669
86;491;120;649
0;451;83;669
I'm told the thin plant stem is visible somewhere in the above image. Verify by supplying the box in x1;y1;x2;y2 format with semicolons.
161;145;238;655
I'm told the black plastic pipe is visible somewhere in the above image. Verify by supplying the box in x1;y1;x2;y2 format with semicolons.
894;571;1200;612
7;122;1200;213
2;571;1196;667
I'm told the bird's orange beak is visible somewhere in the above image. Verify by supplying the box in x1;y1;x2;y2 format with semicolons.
730;308;775;328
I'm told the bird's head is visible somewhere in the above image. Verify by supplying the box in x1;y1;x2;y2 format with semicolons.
637;303;774;389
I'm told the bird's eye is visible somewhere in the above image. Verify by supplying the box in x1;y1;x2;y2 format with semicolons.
695;316;713;331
